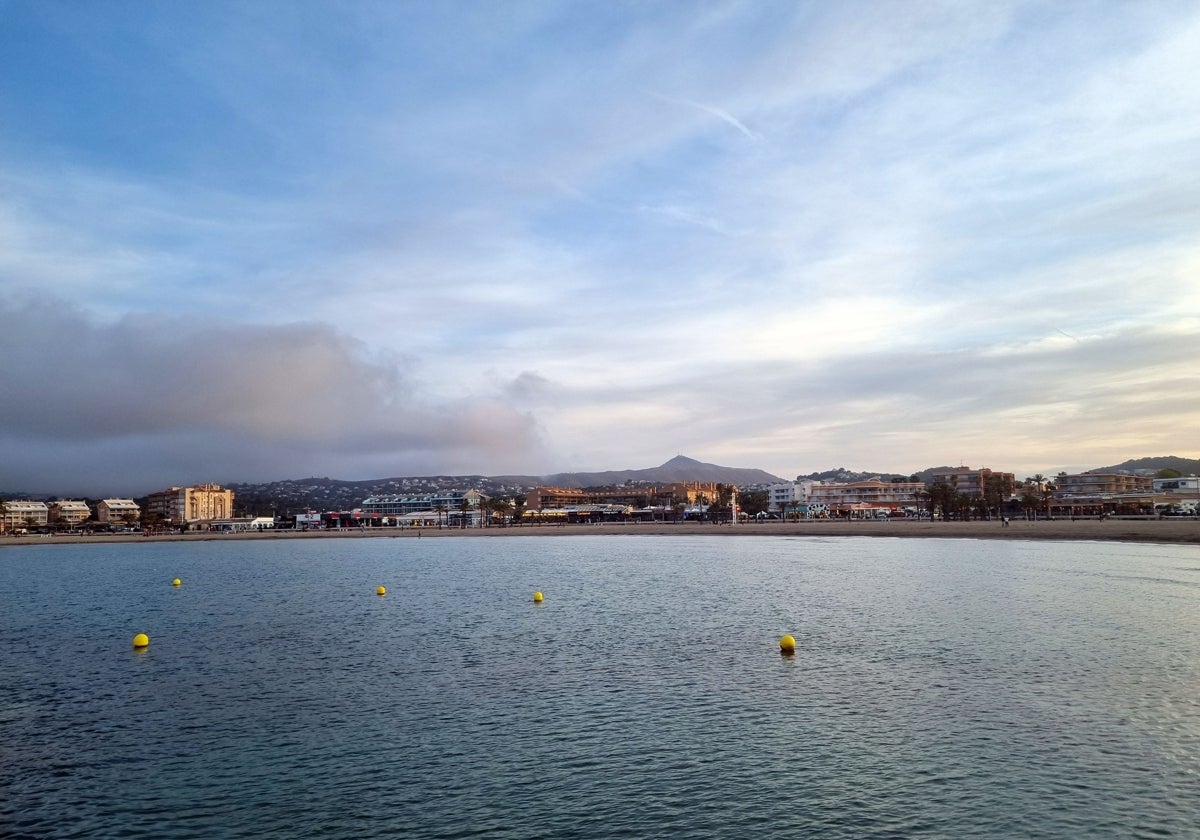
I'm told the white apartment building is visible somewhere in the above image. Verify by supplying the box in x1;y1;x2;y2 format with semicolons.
2;500;49;530
767;480;819;512
1152;476;1200;493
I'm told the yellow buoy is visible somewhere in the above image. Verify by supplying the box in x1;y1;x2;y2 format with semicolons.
133;633;150;648
376;585;387;596
171;578;181;587
779;634;796;655
532;591;544;603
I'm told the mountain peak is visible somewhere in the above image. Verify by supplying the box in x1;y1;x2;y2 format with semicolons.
660;455;706;468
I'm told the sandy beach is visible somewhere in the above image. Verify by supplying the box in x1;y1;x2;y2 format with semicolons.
2;517;1197;547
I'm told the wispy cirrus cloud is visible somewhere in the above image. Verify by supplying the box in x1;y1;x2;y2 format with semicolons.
0;1;1197;493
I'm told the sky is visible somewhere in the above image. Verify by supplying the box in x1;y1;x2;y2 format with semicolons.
2;1;1199;496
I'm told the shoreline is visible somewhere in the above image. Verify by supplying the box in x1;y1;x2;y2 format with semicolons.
2;518;1198;547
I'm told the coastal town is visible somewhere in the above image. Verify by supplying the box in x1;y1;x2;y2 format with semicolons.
2;463;1198;536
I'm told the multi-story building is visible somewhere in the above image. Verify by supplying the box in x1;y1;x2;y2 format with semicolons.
1055;473;1153;496
360;490;486;525
1049;472;1160;516
143;484;233;523
767;480;819;512
2;500;50;531
525;482;718;510
49;500;91;526
808;480;925;514
1152;476;1200;493
97;499;140;524
930;467;1016;497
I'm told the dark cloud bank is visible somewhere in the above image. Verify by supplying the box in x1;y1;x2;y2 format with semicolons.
0;300;544;496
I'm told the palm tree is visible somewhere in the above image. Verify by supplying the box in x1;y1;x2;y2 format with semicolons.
915;489;930;520
490;498;513;526
711;484;729;524
928;481;954;521
1041;482;1056;520
458;497;472;529
1019;491;1040;520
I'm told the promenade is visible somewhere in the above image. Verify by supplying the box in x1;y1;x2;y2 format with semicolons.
2;517;1197;547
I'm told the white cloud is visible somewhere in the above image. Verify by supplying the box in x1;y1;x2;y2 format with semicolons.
1;2;1198;490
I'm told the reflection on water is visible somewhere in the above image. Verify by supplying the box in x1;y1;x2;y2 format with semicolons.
2;536;1198;838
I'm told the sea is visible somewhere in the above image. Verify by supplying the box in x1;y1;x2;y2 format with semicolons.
2;535;1198;839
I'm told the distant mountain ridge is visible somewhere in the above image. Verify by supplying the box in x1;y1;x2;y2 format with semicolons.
8;455;1195;513
542;455;782;488
1092;455;1200;475
222;455;782;515
798;456;1200;485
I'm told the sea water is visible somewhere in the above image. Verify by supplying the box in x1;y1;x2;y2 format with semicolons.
1;535;1198;838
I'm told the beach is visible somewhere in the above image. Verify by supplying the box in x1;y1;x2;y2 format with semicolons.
3;517;1197;547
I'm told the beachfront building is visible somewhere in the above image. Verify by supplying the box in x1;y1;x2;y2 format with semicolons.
207;516;275;533
1050;472;1160;517
97;499;140;524
1152;476;1200;514
1055;473;1153;495
523;503;632;524
1152;476;1200;493
2;500;49;531
930;467;1016;497
49;500;91;526
808;480;925;517
767;480;820;513
526;482;719;511
360;489;487;527
144;484;234;524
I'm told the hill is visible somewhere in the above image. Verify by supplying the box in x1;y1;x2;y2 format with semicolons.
797;467;921;483
224;455;782;515
543;455;781;488
1092;455;1200;476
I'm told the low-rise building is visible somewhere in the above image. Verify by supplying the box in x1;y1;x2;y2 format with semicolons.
523;503;632;523
1049;472;1161;517
1055;473;1153;496
360;490;486;526
767;480;819;512
1151;476;1200;493
808;480;925;514
931;467;1016;497
525;482;718;510
2;500;50;530
208;516;275;532
49;500;91;526
97;499;140;524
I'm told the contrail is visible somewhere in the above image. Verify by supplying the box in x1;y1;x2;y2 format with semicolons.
648;91;759;140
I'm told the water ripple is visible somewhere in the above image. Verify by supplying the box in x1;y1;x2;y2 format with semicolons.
2;536;1198;838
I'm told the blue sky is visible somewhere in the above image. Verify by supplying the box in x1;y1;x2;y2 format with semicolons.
2;1;1198;495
